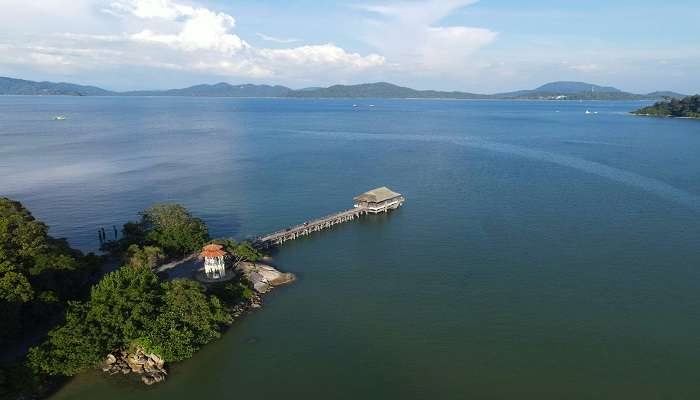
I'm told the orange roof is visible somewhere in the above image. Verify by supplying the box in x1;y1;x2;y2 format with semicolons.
201;244;226;258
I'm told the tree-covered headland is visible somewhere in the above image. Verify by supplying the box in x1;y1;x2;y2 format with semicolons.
1;200;263;399
632;95;700;118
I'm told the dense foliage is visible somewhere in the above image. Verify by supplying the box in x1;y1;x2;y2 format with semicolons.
2;200;259;398
0;198;99;345
103;204;209;261
211;238;263;265
632;95;700;118
27;266;232;376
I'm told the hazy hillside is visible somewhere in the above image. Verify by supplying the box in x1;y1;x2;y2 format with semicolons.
0;76;688;100
0;77;113;96
287;82;488;99
535;81;621;93
123;83;292;97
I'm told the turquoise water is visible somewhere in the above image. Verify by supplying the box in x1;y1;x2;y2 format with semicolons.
1;97;700;399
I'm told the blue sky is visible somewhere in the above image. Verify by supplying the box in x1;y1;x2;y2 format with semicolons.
0;0;698;93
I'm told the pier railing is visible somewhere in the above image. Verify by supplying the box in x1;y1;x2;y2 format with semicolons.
252;206;369;249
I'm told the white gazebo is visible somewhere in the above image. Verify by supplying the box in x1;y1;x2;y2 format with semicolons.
201;244;227;279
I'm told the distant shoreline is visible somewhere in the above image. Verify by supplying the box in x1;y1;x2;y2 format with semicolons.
0;94;657;102
631;113;700;120
0;76;688;101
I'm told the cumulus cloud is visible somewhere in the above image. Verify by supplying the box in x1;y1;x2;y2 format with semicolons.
358;0;497;74
256;33;300;44
0;0;384;84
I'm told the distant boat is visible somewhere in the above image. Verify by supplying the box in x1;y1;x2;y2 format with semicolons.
53;115;67;120
352;104;358;107
369;104;375;107
585;110;592;115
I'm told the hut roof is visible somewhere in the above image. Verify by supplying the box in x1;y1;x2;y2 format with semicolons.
201;244;226;258
353;187;401;203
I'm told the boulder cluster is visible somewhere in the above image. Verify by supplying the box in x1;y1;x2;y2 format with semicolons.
102;347;167;385
236;262;295;293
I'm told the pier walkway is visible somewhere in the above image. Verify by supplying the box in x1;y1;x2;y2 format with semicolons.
252;206;369;249
252;187;404;249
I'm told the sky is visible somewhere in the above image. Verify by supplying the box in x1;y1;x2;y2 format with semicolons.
0;0;698;93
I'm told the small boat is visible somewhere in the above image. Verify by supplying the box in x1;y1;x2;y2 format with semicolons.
352;104;358;107
585;110;592;115
53;115;67;120
368;104;375;107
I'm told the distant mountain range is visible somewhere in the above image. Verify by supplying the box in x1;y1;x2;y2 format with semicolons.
0;76;689;100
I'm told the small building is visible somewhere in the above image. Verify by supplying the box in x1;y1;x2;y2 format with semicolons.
353;187;405;214
201;244;227;279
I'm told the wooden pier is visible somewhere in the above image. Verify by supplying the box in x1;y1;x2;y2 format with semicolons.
252;187;404;249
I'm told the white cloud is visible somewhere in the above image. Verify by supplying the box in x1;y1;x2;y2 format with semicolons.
258;44;385;69
358;0;497;75
256;33;300;44
110;0;194;19
0;0;384;84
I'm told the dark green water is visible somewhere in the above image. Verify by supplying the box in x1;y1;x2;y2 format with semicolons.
1;97;699;399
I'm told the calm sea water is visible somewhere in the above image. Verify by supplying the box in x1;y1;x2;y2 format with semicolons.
1;97;699;399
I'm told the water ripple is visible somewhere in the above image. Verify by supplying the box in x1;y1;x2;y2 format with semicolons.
294;129;700;212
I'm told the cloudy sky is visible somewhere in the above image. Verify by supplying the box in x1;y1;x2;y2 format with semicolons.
1;0;698;93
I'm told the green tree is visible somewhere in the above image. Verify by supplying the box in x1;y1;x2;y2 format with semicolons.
141;204;209;257
0;262;34;302
139;279;230;361
0;197;99;345
212;239;263;264
125;244;165;270
27;302;102;376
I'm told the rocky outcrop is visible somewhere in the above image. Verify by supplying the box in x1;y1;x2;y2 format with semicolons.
235;262;295;293
102;347;167;385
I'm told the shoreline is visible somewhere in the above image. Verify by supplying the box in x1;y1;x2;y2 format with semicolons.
100;256;295;385
630;112;700;120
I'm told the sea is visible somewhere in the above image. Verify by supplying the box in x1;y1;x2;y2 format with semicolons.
1;96;699;399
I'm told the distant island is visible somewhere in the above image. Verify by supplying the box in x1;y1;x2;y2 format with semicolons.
631;95;700;119
0;76;688;101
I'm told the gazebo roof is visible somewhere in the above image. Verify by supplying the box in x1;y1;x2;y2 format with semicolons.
353;187;401;203
201;244;226;258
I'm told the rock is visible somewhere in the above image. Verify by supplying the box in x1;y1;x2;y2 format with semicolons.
102;347;168;384
236;262;295;293
133;363;146;373
150;354;164;369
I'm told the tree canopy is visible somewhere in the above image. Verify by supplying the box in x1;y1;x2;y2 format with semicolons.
632;95;700;118
0;197;99;344
141;204;209;257
27;266;231;376
211;238;263;264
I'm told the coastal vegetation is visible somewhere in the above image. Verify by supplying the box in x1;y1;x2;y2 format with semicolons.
1;199;264;399
632;95;700;119
26;267;232;376
0;198;101;398
0;197;100;346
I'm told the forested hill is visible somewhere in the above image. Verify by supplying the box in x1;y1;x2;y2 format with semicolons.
122;83;292;97
0;77;112;96
0;76;689;100
285;82;489;99
632;95;700;118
